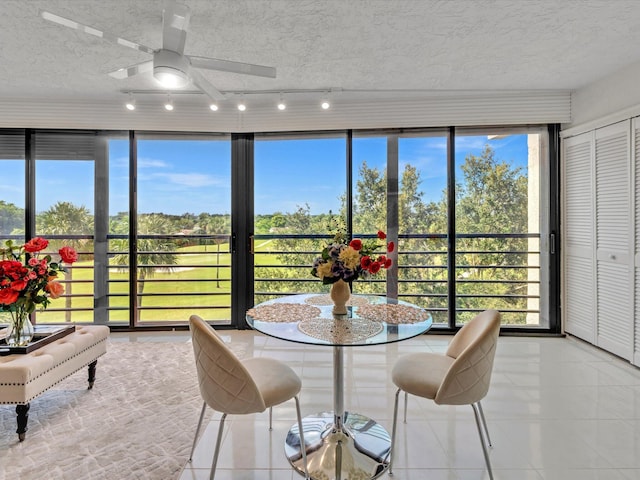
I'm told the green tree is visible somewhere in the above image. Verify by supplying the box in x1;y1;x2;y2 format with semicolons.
0;200;24;237
111;214;178;308
37;201;94;322
199;214;228;288
451;144;529;321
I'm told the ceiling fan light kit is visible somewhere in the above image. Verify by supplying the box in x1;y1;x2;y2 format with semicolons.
39;1;277;104
153;50;191;89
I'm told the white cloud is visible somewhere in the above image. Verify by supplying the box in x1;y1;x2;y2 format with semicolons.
151;172;223;188
138;157;170;169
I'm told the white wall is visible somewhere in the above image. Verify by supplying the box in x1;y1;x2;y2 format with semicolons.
567;60;640;133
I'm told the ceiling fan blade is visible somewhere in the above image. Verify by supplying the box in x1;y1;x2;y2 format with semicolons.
190;69;226;101
39;10;156;55
188;56;276;78
108;60;154;79
162;2;191;54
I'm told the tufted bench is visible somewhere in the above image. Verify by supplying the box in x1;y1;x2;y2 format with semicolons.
0;325;109;441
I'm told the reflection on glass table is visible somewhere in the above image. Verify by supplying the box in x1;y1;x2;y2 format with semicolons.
246;294;432;480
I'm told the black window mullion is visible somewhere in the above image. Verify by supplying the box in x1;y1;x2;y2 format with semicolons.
447;126;456;329
231;133;254;329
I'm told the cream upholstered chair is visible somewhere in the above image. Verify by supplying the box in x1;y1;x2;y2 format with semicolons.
389;309;501;479
188;315;309;480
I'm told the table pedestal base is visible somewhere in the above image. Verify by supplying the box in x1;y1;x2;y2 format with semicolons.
285;411;390;480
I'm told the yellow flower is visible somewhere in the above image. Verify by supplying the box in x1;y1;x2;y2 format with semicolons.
339;246;360;270
316;261;333;280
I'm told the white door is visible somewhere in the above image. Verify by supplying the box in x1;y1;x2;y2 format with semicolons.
562;131;596;342
594;121;633;360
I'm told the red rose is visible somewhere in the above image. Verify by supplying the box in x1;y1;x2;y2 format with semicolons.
349;239;362;251
1;260;26;279
368;261;381;274
360;256;372;269
387;241;395;253
0;288;19;305
378;255;387;264
24;237;49;253
10;279;27;291
58;246;78;264
384;258;392;268
377;231;386;240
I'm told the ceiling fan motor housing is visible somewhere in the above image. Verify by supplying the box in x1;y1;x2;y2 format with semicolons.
153;49;191;88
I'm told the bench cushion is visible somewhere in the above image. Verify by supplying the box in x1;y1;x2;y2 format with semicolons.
0;325;109;404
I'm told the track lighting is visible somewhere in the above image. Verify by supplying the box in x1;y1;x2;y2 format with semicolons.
122;87;342;112
125;94;135;111
321;92;330;110
164;95;174;111
277;93;286;111
237;95;246;111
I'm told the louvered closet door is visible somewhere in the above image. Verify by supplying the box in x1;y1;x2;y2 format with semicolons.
595;121;633;360
563;132;596;342
633;118;640;366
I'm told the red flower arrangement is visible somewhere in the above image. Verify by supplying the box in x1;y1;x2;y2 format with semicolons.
0;237;77;345
311;229;394;284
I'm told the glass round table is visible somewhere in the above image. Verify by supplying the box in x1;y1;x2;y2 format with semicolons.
246;293;432;480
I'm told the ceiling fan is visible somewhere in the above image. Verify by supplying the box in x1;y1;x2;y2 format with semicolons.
39;1;276;101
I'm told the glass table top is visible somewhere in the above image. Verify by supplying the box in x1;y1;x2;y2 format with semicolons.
246;293;432;347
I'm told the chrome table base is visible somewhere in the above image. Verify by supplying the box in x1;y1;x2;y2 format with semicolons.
285;411;390;480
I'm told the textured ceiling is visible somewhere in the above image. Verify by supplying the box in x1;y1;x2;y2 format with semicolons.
0;0;638;131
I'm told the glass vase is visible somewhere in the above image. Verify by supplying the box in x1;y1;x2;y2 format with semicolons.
6;312;34;347
330;279;351;315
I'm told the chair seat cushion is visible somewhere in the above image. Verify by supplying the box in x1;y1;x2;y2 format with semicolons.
243;357;301;409
391;352;453;400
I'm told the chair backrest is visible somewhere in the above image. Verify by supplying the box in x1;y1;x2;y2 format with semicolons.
189;315;266;414
434;309;501;406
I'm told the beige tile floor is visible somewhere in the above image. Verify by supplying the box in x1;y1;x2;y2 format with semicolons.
169;330;640;480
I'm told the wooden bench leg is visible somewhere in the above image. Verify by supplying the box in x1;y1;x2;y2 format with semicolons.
16;403;30;442
88;360;98;389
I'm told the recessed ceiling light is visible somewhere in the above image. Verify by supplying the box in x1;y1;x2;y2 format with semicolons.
209;103;219;111
321;100;330;110
237;102;246;112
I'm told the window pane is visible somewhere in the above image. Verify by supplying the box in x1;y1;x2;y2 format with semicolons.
352;135;388;295
398;134;448;324
107;137;130;324
34;134;95;324
135;136;231;324
454;131;543;326
254;135;347;302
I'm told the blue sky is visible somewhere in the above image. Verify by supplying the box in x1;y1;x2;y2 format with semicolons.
0;134;529;216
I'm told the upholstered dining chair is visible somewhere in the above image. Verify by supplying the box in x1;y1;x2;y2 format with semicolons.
188;314;309;480
389;309;501;479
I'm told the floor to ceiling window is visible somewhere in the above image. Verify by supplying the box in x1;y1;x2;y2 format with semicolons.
0;126;558;332
454;127;549;327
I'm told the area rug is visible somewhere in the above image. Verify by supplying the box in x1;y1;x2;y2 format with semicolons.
0;340;237;479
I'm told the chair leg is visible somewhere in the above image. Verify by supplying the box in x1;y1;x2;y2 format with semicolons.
403;390;408;423
209;413;227;480
471;403;494;480
189;402;207;462
389;388;402;475
269;406;273;431
477;401;492;448
294;396;310;480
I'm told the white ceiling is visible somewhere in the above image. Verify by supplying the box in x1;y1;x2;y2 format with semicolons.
1;0;639;131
